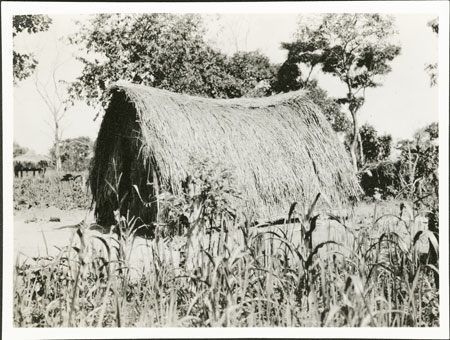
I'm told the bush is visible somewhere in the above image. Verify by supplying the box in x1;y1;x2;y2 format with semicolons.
49;136;93;172
359;160;400;199
154;157;241;237
396;123;439;208
14;174;91;211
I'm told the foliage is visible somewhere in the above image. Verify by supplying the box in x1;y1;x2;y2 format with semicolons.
14;174;91;211
358;123;392;164
13;15;52;83
360;162;400;199
157;157;241;237
272;34;351;133
69;14;278;111
227;51;278;97
357;122;439;204
273;66;351;133
347;124;394;198
396;122;439;207
50;136;93;172
282;14;400;170
13;142;29;157
306;81;351;133
425;18;438;87
428;18;439;34
13;191;439;327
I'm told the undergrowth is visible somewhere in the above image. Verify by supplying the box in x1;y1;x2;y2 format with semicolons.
14;173;91;211
13;163;439;327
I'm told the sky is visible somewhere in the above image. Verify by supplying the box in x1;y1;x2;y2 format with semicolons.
13;13;439;155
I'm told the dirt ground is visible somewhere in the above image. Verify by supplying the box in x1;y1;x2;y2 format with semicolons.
13;204;429;276
14;207;94;262
13;207;180;277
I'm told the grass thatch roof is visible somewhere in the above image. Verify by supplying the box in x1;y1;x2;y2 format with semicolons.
14;152;50;170
91;82;361;225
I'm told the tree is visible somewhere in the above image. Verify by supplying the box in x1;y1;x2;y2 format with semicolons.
69;14;280;112
425;18;438;87
226;51;278;97
13;15;52;84
358;123;392;165
69;14;241;111
13;142;29;157
396;122;438;202
355;124;395;198
305;81;351;133
273;63;351;133
283;14;400;171
50;136;93;172
33;47;71;172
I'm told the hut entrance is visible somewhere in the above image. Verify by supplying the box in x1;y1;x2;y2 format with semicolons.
92;92;158;228
114;132;158;226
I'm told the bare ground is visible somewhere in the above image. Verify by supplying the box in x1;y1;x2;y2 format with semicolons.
14;204;429;278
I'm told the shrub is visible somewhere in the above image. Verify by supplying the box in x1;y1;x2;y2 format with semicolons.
359;161;400;199
49;136;93;172
396;123;439;208
14;174;91;211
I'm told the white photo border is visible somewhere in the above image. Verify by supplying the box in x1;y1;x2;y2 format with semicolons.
2;1;449;339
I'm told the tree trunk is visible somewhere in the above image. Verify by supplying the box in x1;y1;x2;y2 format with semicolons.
357;130;364;165
350;110;359;172
54;121;62;172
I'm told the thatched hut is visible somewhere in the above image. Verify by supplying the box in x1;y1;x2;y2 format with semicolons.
91;82;360;226
14;152;50;177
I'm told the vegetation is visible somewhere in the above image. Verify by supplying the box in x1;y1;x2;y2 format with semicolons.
13;161;439;327
13;142;29;157
357;122;438;203
280;14;401;170
13;15;52;84
68;14;278;113
90;84;360;226
425;18;438;87
12;13;440;329
49;136;93;172
68;13;349;133
14;174;90;211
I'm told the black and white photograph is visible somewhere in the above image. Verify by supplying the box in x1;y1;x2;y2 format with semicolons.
2;1;449;338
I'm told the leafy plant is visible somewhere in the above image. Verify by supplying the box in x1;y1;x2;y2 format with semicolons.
14;174;90;211
280;14;401;170
13;15;52;84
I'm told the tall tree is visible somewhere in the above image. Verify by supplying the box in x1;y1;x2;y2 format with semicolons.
273;64;350;133
50;136;93;172
357;123;392;165
13;15;52;84
69;14;279;113
33;47;70;172
69;14;238;111
282;14;400;171
227;51;278;97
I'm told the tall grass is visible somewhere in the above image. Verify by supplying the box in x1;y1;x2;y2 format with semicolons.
13;167;439;327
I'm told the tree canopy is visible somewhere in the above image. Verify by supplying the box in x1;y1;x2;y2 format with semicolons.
50;136;93;172
68;14;278;111
280;14;401;170
273;61;350;133
227;51;278;97
13;15;52;84
425;17;438;87
13;142;29;158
